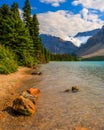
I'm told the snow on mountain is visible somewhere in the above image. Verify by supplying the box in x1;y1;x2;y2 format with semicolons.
64;28;100;47
77;25;104;57
75;36;91;46
64;36;91;47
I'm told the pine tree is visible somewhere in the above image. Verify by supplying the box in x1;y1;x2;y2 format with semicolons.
31;14;39;37
0;4;14;47
0;3;36;67
31;14;44;63
23;0;32;33
23;0;50;63
11;2;20;21
11;2;35;66
0;4;11;18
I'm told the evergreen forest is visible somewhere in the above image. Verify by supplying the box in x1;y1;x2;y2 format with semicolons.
0;0;79;74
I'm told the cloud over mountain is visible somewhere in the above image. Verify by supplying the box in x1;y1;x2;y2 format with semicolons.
37;9;104;39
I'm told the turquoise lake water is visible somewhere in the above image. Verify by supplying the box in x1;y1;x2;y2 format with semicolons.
38;61;104;129
41;61;104;89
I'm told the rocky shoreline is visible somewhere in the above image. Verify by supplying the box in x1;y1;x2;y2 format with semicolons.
0;66;93;130
0;67;43;130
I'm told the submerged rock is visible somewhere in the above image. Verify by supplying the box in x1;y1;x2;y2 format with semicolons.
31;71;42;75
64;89;70;92
72;86;80;92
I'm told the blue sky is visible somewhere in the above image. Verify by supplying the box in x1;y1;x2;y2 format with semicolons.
0;0;82;14
0;0;104;40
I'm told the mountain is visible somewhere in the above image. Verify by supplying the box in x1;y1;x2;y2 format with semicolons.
40;28;101;56
40;34;78;54
65;28;100;47
75;28;100;37
77;26;104;58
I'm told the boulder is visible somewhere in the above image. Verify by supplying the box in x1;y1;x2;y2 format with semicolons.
27;88;41;99
72;127;89;130
13;88;41;116
72;86;80;92
22;91;37;104
13;96;37;116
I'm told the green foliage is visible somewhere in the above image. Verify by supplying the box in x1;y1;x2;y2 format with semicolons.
11;2;20;20
11;2;35;66
0;45;18;74
31;14;39;37
23;0;32;29
0;4;11;18
0;4;14;47
19;50;37;67
0;3;35;67
42;47;51;63
10;20;35;66
31;14;43;62
23;0;47;63
0;1;51;74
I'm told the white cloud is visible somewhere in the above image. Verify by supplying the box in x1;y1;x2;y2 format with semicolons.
40;0;66;7
37;10;104;39
19;9;23;20
81;8;89;20
72;0;104;12
80;8;102;23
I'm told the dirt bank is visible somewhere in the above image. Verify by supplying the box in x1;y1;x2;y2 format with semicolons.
0;67;32;109
0;67;43;130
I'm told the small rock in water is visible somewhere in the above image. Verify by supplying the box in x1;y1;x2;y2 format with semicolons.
72;86;80;92
31;71;42;75
64;89;70;92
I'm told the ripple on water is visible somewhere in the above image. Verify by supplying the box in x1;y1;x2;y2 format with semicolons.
37;61;104;130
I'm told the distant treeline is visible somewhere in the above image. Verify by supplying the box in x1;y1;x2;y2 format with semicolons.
51;54;80;61
82;56;104;61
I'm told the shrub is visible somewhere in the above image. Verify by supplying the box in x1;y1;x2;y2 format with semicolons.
0;45;18;74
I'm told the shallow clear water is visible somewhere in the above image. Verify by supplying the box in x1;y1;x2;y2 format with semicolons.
37;61;104;129
40;61;104;94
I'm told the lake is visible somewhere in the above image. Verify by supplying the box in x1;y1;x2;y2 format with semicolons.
34;61;104;130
